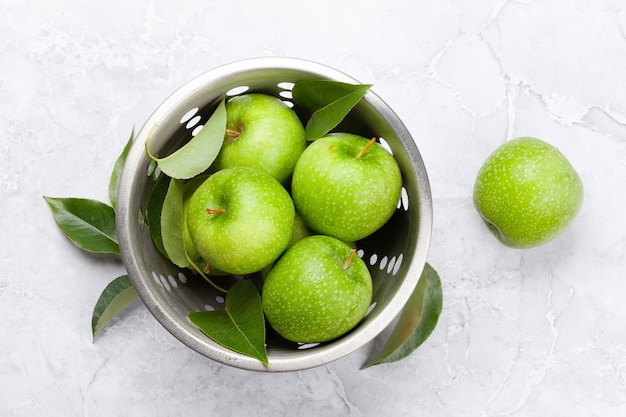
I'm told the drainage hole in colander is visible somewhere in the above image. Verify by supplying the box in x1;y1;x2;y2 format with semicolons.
203;295;225;312
297;342;320;350
365;301;377;316
379;256;388;270
277;81;295;107
158;274;171;291
387;256;396;274
191;125;204;137
226;86;250;96
401;187;409;211
397;187;410;211
278;90;293;99
379;137;392;155
150;271;190;293
180;106;204;136
186;115;201;130
180;107;199;124
393;254;403;275
167;275;178;289
277;81;295;90
364;251;404;275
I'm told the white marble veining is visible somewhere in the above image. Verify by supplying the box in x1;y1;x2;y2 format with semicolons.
2;0;626;416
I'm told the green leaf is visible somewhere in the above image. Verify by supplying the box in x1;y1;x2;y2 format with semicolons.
43;197;119;254
160;178;189;268
109;128;134;210
292;80;371;141
363;263;443;368
146;98;227;179
145;174;171;257
188;280;269;366
147;155;158;178
91;275;140;340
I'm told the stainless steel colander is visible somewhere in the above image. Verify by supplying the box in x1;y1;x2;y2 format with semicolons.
116;57;432;372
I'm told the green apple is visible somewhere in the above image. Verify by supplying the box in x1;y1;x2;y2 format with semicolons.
291;133;402;242
182;200;228;276
185;166;295;274
214;93;306;184
473;137;583;248
181;176;229;275
288;211;312;248
262;235;373;343
260;211;312;280
260;213;359;281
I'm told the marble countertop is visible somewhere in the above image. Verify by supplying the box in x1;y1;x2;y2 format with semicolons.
2;1;625;416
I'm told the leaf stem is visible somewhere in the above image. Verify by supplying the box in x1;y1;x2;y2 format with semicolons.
144;124;160;161
186;253;228;293
355;137;377;159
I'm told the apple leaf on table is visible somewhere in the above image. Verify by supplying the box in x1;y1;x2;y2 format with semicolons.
146;98;227;180
363;263;443;368
292;80;371;141
44;129;147;347
108;128;134;210
43;196;120;254
188;280;269;366
92;275;139;340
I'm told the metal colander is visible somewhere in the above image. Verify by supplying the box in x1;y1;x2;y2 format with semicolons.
117;57;432;372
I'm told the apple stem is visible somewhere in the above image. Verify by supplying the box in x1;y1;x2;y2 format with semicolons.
343;249;357;270
355;137;377;159
225;127;241;142
206;208;226;215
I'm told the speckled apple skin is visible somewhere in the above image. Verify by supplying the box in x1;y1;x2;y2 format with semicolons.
214;93;306;184
473;137;584;248
262;235;373;343
185;167;295;274
291;133;403;242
